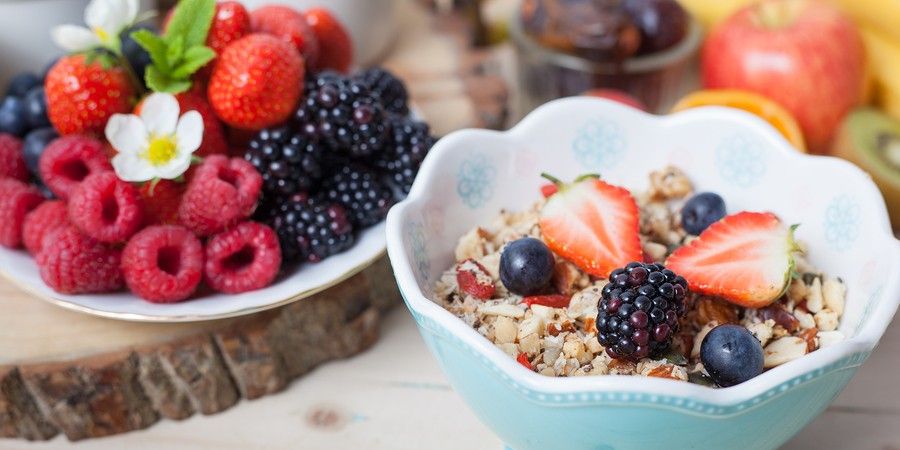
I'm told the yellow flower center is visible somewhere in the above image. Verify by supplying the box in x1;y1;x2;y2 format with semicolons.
143;135;178;166
93;27;110;44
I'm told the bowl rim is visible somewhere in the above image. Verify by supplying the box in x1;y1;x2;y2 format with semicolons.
386;97;900;410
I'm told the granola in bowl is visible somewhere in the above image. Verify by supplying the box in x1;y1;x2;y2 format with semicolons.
434;166;847;387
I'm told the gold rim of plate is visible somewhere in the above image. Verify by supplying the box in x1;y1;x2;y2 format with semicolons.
0;249;386;323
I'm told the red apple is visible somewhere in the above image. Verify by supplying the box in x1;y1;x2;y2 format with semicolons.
701;0;865;154
582;89;648;111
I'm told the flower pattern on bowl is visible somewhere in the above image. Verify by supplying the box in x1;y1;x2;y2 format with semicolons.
824;195;861;252
716;134;766;188
457;153;497;209
571;119;625;171
407;220;430;285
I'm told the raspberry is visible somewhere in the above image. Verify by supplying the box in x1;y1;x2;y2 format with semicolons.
22;200;68;255
178;155;262;236
0;178;44;248
138;180;184;225
596;262;689;360
122;225;204;303
68;172;143;243
38;135;112;200
204;221;281;294
36;225;123;294
0;133;27;181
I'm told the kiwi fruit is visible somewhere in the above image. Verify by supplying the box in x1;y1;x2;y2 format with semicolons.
832;108;900;227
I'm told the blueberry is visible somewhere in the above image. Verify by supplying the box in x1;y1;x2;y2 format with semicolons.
5;72;41;98
22;127;58;175
122;24;157;84
0;96;28;136
700;324;764;387
681;192;726;235
499;237;555;295
24;87;50;129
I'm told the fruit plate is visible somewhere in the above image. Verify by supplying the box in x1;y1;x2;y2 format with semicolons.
0;222;385;322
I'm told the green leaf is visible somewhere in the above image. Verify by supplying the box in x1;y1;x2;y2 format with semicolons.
165;0;216;48
132;29;170;72
145;67;192;94
166;34;185;67
170;46;215;79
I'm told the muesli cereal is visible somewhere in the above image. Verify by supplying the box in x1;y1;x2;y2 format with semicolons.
434;166;847;387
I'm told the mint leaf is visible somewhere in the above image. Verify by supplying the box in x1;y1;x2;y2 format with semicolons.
171;46;216;79
166;34;185;67
165;0;215;48
132;29;170;72
145;67;192;94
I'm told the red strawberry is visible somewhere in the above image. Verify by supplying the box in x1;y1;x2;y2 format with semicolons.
208;34;305;130
540;183;557;198
456;258;495;300
665;212;799;308
539;174;642;278
304;8;353;73
522;294;571;309
176;91;228;157
516;353;533;370
138;180;184;225
44;55;135;135
250;5;320;68
207;1;251;54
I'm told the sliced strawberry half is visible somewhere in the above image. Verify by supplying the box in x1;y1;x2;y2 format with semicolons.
539;174;642;278
666;211;799;308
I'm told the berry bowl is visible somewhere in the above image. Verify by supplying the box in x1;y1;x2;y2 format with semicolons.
385;97;900;450
0;224;385;322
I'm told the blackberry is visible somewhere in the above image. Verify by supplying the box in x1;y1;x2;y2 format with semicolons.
269;194;355;263
354;68;410;116
373;115;435;200
321;164;393;227
245;126;324;197
295;72;388;158
596;262;689;360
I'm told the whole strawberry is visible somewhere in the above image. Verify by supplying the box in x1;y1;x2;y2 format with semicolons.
44;55;135;135
305;8;353;73
207;1;251;55
208;34;304;130
250;5;320;67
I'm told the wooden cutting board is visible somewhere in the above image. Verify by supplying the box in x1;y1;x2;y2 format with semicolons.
0;0;509;442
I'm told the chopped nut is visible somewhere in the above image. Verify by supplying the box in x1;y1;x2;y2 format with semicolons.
518;315;544;339
760;305;799;333
797;328;818;353
585;335;603;354
806;276;824;313
814;309;839;331
519;333;540;355
494;316;518;344
645;364;688;381
696;297;738;325
498;343;519;359
746;321;774;347
643;241;668;262
547;321;576;336
530;304;557;322
553;261;588;296
539;367;555;376
648;165;693;199
478;303;525;318
691;321;719;359
795;310;816;330
818;331;844;348
455;227;488;261
822;277;846;316
787;278;808;302
583;317;598;334
567;286;601;320
562;340;583;359
764;337;808;368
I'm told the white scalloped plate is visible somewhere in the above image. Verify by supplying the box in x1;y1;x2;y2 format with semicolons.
0;223;385;322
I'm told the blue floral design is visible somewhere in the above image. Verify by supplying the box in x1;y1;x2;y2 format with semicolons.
856;285;884;336
408;220;430;284
715;134;767;188
571;119;626;171
457;153;496;209
823;195;860;252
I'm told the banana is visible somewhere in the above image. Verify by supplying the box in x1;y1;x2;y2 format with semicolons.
826;0;900;43
883;86;900;123
859;27;900;94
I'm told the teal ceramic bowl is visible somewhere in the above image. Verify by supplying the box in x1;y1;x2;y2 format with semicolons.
386;97;900;450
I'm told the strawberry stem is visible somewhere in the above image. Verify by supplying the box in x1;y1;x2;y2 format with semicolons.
540;173;563;186
540;173;601;186
574;173;601;182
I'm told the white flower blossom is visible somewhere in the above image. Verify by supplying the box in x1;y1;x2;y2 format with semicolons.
51;0;139;53
106;93;203;182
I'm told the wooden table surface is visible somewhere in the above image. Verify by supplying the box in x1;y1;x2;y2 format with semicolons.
1;307;897;450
